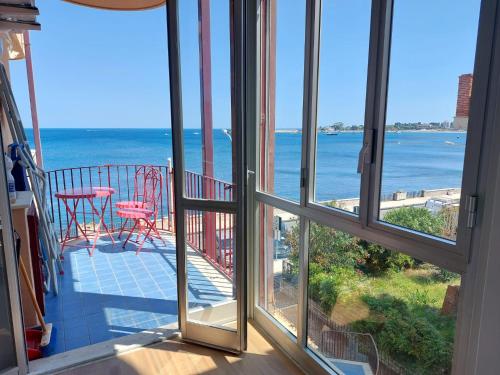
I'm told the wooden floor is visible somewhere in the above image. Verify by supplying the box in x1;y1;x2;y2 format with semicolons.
58;323;304;375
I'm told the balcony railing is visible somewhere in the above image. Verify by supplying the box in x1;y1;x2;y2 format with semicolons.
46;164;234;278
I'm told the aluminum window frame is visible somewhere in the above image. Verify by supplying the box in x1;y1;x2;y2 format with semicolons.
166;0;247;353
250;0;499;374
364;0;494;261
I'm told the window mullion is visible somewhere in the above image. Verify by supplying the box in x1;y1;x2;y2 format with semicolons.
361;0;393;229
297;0;321;348
297;217;310;348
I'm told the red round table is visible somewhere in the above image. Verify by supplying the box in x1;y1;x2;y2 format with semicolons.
55;186;115;256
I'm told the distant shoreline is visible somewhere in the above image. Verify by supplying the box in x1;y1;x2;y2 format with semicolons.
28;127;467;135
275;129;466;134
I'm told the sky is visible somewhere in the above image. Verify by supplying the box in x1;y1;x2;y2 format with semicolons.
9;0;480;129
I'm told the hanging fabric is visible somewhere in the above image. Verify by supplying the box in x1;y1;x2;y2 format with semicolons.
0;32;25;60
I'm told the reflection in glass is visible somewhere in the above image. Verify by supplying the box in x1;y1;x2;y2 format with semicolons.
258;204;299;336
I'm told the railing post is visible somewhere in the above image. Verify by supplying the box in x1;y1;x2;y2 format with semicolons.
168;158;175;231
107;165;113;232
167;158;175;231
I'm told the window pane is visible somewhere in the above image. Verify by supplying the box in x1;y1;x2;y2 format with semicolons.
258;203;299;336
314;0;371;214
259;0;305;202
179;0;235;201
185;210;236;330
379;1;480;240
303;221;461;374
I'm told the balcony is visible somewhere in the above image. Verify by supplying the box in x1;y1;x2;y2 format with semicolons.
43;164;234;354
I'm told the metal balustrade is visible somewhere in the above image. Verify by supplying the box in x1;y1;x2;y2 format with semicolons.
46;164;234;278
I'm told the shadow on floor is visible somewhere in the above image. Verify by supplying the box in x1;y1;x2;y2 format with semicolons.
44;233;233;354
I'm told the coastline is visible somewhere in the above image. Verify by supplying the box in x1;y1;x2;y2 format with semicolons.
275;129;466;134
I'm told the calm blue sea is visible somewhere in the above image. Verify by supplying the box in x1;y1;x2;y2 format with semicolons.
25;128;466;201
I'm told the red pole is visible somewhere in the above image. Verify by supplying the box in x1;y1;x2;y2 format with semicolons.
198;0;216;260
23;31;43;168
198;0;214;181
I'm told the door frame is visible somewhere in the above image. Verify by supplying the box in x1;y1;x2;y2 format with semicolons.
166;0;247;352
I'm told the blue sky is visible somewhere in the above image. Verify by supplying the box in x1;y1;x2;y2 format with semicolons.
10;0;479;129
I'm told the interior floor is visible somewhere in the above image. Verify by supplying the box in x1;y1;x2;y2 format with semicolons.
56;323;304;375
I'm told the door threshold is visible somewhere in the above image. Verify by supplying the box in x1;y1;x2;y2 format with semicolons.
28;323;179;375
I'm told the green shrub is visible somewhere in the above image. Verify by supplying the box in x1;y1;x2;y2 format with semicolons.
361;241;414;275
379;309;453;373
308;265;360;314
435;268;459;283
362;294;409;315
308;264;327;303
355;294;454;374
286;206;444;279
318;275;340;312
351;318;384;335
384;206;445;236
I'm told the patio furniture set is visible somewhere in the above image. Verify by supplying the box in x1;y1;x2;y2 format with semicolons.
54;166;165;256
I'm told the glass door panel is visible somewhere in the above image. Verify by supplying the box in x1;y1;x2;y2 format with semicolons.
167;0;245;352
185;209;236;330
178;0;235;202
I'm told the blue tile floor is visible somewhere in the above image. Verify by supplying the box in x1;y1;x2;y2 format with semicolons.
44;232;233;355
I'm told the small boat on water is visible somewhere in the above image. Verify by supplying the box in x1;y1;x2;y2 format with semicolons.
324;130;339;136
445;141;455;145
223;128;232;142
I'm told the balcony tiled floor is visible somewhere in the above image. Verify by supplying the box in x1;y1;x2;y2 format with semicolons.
43;232;232;355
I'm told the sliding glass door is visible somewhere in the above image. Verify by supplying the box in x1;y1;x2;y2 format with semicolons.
166;0;246;352
251;0;495;374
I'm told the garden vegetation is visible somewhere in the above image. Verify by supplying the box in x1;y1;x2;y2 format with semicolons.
285;206;460;374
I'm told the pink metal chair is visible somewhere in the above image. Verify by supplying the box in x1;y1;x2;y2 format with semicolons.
116;167;166;254
116;165;151;237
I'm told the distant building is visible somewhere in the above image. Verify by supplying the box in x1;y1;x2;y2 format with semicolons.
453;73;473;130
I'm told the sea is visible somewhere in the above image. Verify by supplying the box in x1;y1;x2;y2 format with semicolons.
25;128;466;202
